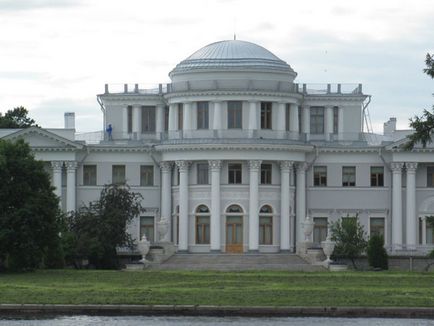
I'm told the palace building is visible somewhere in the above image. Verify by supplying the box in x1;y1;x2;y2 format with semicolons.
2;39;433;255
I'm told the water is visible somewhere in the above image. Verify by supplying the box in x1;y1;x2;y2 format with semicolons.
0;316;433;326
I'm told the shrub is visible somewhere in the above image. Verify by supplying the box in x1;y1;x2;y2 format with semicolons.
367;234;388;270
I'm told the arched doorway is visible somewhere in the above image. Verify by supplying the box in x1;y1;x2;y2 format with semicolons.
226;204;243;253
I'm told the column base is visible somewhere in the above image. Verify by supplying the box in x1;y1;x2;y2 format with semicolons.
279;249;291;254
177;249;189;254
210;249;221;254
247;250;259;254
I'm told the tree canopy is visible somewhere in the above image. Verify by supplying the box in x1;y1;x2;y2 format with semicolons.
404;53;434;149
0;139;63;271
0;106;37;128
65;184;143;269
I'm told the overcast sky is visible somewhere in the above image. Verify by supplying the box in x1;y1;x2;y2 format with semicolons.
0;0;433;133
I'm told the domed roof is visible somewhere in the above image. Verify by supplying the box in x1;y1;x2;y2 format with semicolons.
170;40;295;76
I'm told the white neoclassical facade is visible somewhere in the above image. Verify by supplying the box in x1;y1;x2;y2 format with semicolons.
2;40;434;255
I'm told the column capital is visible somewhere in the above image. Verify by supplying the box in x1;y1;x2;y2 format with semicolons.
248;160;262;170
160;161;173;172
51;161;63;171
280;160;294;171
176;160;191;172
65;161;78;171
296;162;308;172
208;160;222;170
390;162;404;172
406;162;418;172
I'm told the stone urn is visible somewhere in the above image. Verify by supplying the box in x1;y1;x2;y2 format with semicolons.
321;226;336;266
137;234;150;263
303;216;315;242
157;216;170;242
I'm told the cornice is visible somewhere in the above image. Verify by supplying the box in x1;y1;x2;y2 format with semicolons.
319;146;381;153
31;147;80;152
87;145;151;153
164;90;304;102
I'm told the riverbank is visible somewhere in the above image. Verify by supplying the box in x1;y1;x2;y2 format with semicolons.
0;270;433;307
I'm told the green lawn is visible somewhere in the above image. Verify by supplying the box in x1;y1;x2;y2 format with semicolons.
0;270;433;307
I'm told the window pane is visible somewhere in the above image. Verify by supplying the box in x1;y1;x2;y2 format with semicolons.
197;163;209;184
228;101;242;129
261;164;272;184
285;104;290;131
140;165;154;186
140;216;154;242
313;217;328;244
227;205;242;213
141;106;156;132
112;165;125;184
164;106;169;131
314;166;327;186
260;102;272;129
228;163;242;184
370;217;385;240
178;104;183;130
197;102;209;129
83;165;97;186
371;167;384;187
127;106;133;133
427;167;434;187
342;166;356;187
310;107;325;134
333;106;339;134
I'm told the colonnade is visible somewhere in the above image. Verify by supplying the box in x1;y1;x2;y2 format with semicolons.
50;160;77;212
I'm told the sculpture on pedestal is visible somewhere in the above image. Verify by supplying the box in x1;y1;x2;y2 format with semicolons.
137;234;150;264
321;224;336;267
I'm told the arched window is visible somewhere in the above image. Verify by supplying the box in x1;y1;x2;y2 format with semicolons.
196;205;210;244
227;204;243;214
259;205;273;245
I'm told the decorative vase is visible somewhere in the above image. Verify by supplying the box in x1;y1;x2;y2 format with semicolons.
303;216;315;242
137;234;150;263
321;226;336;266
157;216;170;242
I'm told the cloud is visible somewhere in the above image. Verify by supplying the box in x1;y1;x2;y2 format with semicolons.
0;71;49;80
0;0;82;11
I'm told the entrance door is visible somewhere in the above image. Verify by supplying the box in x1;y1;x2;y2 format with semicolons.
226;216;243;253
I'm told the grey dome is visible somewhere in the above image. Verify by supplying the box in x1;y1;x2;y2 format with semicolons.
170;40;295;76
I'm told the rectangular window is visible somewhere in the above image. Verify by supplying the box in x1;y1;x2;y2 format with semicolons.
83;165;97;186
164;106;169;131
371;167;384;187
427;166;434;187
310;106;325;134
342;166;356;187
313;166;327;186
228;163;242;184
140;216;154;242
333;106;339;134
298;106;302;132
178;103;183;130
112;165;126;184
197;163;209;185
313;217;328;244
370;217;385;240
140;165;154;186
141;106;156;132
228;101;242;129
197;101;209;129
260;102;272;129
285;104;290;131
261;163;272;185
196;216;210;244
259;216;273;245
127;105;133;133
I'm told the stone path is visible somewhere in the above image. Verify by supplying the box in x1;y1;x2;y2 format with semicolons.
150;253;325;271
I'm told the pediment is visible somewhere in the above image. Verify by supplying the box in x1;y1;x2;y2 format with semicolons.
2;127;83;150
384;135;434;152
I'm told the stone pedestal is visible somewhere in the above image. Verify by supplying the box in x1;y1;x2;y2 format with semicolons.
148;242;176;264
296;241;313;255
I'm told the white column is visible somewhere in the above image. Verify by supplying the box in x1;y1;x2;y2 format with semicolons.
176;160;190;251
213;101;222;131
406;162;418;250
280;161;293;251
65;161;77;213
276;102;286;132
325;106;333;141
51;161;63;208
132;105;142;137
391;162;404;250
248;160;261;251
289;103;299;134
156;104;164;137
296;162;308;245
248;101;258;137
302;106;310;141
183;102;192;137
122;107;129;138
209;160;222;251
422;217;427;245
338;107;344;140
160;161;172;241
168;103;178;133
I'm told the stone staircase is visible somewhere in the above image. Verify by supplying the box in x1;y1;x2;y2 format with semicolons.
150;253;326;271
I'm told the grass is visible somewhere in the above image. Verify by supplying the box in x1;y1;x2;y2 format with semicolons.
0;270;433;307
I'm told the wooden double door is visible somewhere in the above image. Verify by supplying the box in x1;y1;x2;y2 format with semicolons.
226;216;243;253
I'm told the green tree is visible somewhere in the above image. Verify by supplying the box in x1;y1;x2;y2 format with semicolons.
404;53;434;149
367;234;388;270
66;184;143;269
331;215;368;269
0;139;63;271
0;106;37;128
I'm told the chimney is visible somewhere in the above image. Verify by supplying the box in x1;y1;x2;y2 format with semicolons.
64;112;75;129
383;117;396;136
